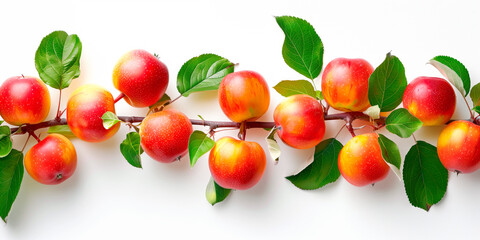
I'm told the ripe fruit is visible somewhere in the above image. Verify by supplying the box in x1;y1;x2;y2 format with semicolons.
218;71;270;122
209;137;266;190
113;49;169;108
403;76;456;126
437;120;480;173
24;134;77;185
338;133;389;187
140;109;193;163
67;84;119;142
0;76;50;125
274;94;325;149
321;58;373;112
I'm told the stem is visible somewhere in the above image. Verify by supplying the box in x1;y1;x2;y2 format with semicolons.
21;135;31;152
29;131;41;143
55;90;62;120
114;93;125;104
463;95;475;120
238;122;247;140
167;94;182;106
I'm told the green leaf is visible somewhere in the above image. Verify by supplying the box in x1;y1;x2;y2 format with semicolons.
316;91;324;101
275;16;323;80
47;125;75;138
0;126;12;158
429;55;470;96
286;138;342;190
102;111;121;130
35;31;82;90
378;134;402;180
368;52;407;112
0;149;24;223
273;80;316;98
149;93;171;109
386;108;423;138
403;141;448;211
470;83;480;107
188;130;215;167
177;54;234;97
473;106;480;115
120;132;143;168
0;120;4;125
265;128;281;163
206;177;231;206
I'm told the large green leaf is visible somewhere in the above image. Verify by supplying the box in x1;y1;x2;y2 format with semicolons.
0;126;12;158
35;31;82;90
368;52;407;112
275;16;323;80
0;149;24;223
177;54;234;97
273;80;316;98
120;132;143;168
206;177;231;206
403;141;448;211
429;55;470;96
385;108;423;138
188;130;215;167
286;138;342;190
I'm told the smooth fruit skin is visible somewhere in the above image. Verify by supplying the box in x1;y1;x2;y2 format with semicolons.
140;109;193;163
437;120;480;173
209;137;266;190
113;49;169;108
338;133;389;187
67;84;120;142
24;134;77;185
403;76;456;126
274;94;325;149
321;58;373;112
0;76;50;126
218;71;270;123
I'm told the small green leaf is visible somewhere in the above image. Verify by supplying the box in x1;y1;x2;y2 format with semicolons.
0;120;4;125
120;132;143;168
149;93;171;109
0;149;24;223
363;105;380;120
368;52;407;112
35;31;82;89
47;125;75;138
470;83;480;107
273;80;316;98
378;134;402;180
429;55;470;96
265;128;281;163
275;16;323;80
473;106;480;115
102;111;121;130
0;126;12;158
386;108;423;138
206;177;231;206
316;91;324;101
177;54;234;97
188;130;215;167
403;141;448;211
286;138;342;190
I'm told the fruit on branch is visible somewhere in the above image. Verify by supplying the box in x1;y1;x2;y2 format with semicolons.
113;49;169;108
209;137;266;190
0;76;51;126
218;71;270;122
321;58;373;112
140;109;193;163
273;94;325;149
437;120;480;173
24;134;77;185
67;84;120;142
402;76;455;126
338;133;389;186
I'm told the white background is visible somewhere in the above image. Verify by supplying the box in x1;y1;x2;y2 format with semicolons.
1;0;480;239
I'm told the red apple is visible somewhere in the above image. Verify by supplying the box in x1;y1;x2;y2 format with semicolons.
0;76;50;125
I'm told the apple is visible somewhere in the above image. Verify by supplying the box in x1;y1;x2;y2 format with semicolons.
140;109;193;163
67;84;120;142
0;76;50;126
338;133;389;186
321;58;373;112
209;137;266;190
403;76;456;126
437;120;480;173
274;94;325;149
24;134;77;185
113;49;169;108
218;71;270;122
